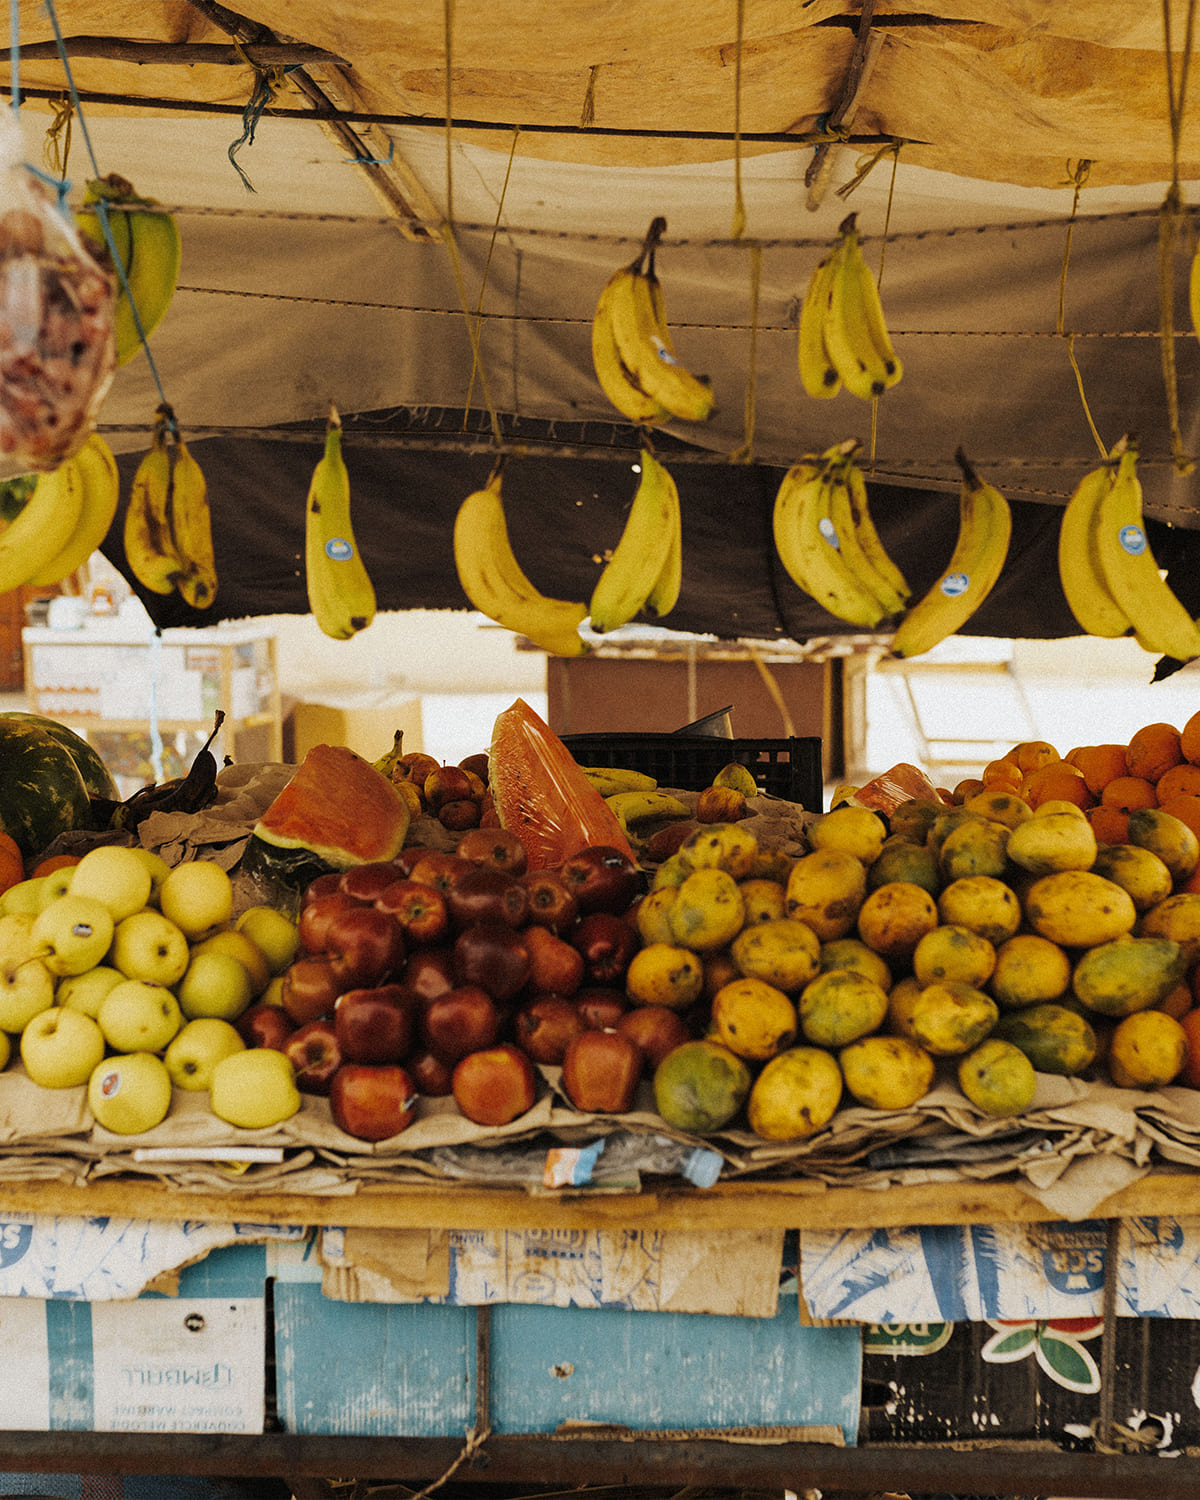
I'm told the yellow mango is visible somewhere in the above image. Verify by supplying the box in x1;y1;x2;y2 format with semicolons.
679;822;759;879
1090;844;1174;913
624;942;705;1011
926;808;987;854
937;874;1023;944
912;923;997;989
989;932;1072;1009
1137;891;1200;967
838;1033;936;1111
993;1002;1098;1076
798;968;890;1048
785;848;868;941
747;1045;842;1141
737;877;787;926
635;886;678;946
1108;1008;1187;1088
1071;934;1186;1017
1023;870;1137;948
1126;806;1200;882
711;976;798;1061
667;867;746;952
908;981;999;1056
884;974;924;1039
856;880;940;961
888;797;945;844
729;916;821;993
653;1039;752;1134
962;790;1033;829
957;1037;1038;1117
938;818;1012;882
1006;811;1097;875
819;937;894;992
807;805;888;865
867;838;942;896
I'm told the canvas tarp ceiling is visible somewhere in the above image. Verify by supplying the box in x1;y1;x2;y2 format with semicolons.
6;2;1200;647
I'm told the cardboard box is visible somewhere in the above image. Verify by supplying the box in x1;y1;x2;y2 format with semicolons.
288;693;424;763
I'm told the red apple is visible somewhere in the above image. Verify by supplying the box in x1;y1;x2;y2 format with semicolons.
513;995;587;1065
301;871;345;907
283;1018;344;1095
298;890;365;955
446;866;529;931
575;987;629;1029
570;911;638;986
523;923;585;997
451;1044;536;1127
616;1006;692;1072
408;851;473;894
407;1046;455;1097
438;799;481;832
455;826;528;876
339;860;411;903
557;845;640;915
398;945;457;1006
519;869;579;934
452;921;530;1002
458;752;490;783
330;1063;418;1141
280;955;343;1026
643;823;699;863
390;846;428;877
561;1028;642;1113
421;984;502;1064
375;879;451;945
424;764;475;812
335;983;416;1064
323;905;406;989
235;1001;297;1051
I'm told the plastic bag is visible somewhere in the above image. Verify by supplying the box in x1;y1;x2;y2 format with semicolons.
851;761;950;815
0;111;116;473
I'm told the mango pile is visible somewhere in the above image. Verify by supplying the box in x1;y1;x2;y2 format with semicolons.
642;727;1200;1142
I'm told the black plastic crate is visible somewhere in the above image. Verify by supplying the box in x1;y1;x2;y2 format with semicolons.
562;732;823;812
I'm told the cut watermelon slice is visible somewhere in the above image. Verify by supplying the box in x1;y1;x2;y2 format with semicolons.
489;698;636;870
254;743;411;869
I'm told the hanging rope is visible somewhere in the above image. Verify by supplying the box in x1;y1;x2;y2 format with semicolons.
461;126;521;424
730;0;747;240
1157;0;1198;475
866;142;901;463
1056;159;1108;459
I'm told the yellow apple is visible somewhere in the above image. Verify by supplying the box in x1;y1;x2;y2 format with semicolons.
97;979;184;1054
30;894;115;976
164;1017;245;1091
67;845;153;922
0;878;44;916
189;929;271;997
235;906;300;975
0;1030;9;1071
210;1047;301;1129
0;953;55;1032
21;1006;107;1088
109;909;190;986
159;860;234;940
57;964;126;1019
129;846;172;904
88;1052;173;1134
177;950;254;1022
35;867;77;909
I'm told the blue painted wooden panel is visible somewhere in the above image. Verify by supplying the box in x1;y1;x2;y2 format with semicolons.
489;1298;861;1443
272;1284;475;1436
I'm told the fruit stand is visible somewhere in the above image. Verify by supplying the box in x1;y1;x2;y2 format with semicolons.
6;4;1200;1499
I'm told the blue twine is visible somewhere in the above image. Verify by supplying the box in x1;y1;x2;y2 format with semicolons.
344;139;395;165
229;63;300;191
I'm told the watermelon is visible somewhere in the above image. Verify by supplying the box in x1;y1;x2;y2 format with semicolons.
253;742;411;871
0;719;92;860
0;712;119;802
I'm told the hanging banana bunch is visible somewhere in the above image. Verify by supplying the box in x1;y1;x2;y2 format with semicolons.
589;449;683;632
798;213;902;403
591;216;715;425
0;434;119;596
123;405;217;609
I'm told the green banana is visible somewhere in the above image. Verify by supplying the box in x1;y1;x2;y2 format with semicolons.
589;449;679;631
305;407;376;640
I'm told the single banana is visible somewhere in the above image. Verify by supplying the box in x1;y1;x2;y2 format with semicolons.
580;766;659;796
1094;443;1200;661
589;449;679;632
772;448;894;629
25;434;120;586
605;219;715;424
169;434;218;610
1056;455;1132;639
844;456;910;608
77;174;180;367
453;467;588;657
0;455;85;594
821;215;899;402
841;215;902;389
372;729;405;777
605;789;694;830
124;420;184;595
643;461;683;618
305;409;376;640
592;272;670;425
797;247;843;399
890;449;1012;659
826;456;908;618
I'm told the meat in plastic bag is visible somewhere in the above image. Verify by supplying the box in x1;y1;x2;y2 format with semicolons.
850;761;952;815
0;111;117;473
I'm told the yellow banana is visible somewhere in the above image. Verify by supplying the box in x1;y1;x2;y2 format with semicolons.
1057;455;1132;639
372;729;405;777
77;174;180;367
453;467;588;657
592;272;671;425
589;449;679;632
305;407;376;640
169;434;218;610
826;456;908;618
643;461;683;619
0;454;86;594
890;450;1012;660
821;215;900;403
124;424;184;595
844;456;910;609
580;766;659;796
1094;442;1200;661
605;219;715;424
772;448;894;629
25;434;120;587
605;789;694;830
797;246;843;399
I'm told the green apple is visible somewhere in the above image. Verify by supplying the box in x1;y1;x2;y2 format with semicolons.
108;909;190;986
1;877;44;916
36;867;77;909
159;860;234;940
0;953;55;1032
88;1051;173;1134
30;895;115;976
129;847;172;904
68;845;153;922
210;1047;301;1129
176;949;254;1022
189;928;270;997
20;1006;106;1088
164;1017;245;1091
97;979;183;1053
235;905;300;975
56;964;126;1019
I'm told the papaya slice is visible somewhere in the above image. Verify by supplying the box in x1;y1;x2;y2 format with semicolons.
489;698;636;870
254;743;410;870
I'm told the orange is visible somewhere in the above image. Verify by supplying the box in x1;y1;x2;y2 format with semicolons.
31;853;82;878
1156;793;1200;843
1086;805;1130;845
0;842;21;897
1125;722;1184;784
1100;775;1159;814
981;758;1023;790
1073;743;1132;797
1022;762;1093;811
1180;708;1200;767
1179;1007;1200;1088
1154;761;1200;804
1011;740;1060;774
952;778;986;804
